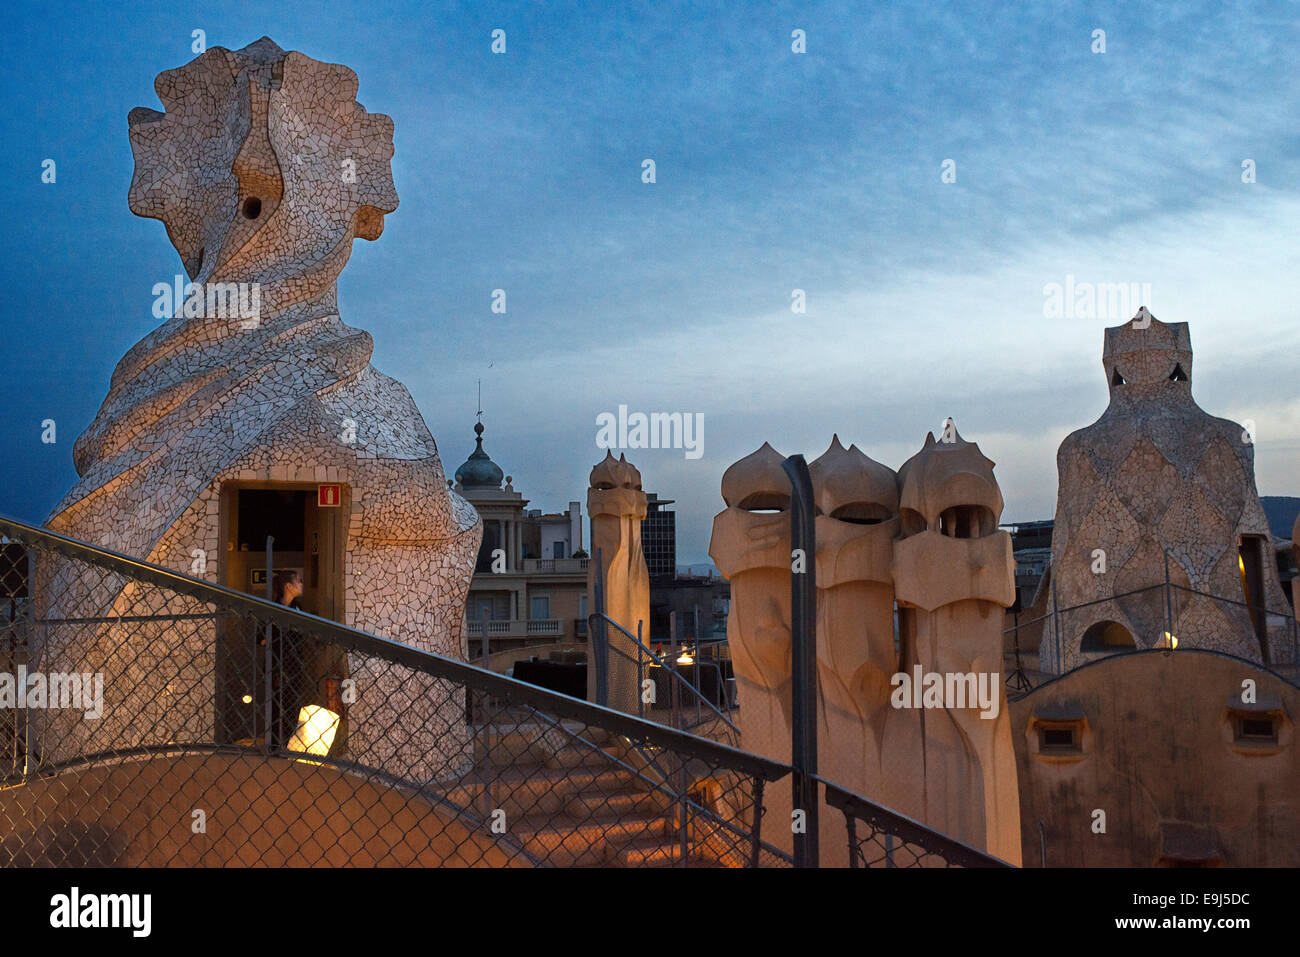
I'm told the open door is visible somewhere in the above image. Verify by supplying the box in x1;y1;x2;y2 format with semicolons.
215;483;347;751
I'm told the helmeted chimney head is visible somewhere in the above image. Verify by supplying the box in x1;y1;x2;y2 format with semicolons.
1102;311;1193;400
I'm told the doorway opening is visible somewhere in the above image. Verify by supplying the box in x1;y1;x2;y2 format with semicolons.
1239;535;1269;660
215;483;348;751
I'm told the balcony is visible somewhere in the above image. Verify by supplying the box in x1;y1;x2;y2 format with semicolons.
521;558;589;574
465;618;569;639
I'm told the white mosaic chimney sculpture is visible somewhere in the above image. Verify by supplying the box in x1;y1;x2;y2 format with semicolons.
1046;314;1291;671
41;39;480;769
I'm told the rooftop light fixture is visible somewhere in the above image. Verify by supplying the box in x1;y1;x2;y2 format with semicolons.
288;705;340;757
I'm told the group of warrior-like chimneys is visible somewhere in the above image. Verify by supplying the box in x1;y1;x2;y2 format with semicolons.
707;428;1022;865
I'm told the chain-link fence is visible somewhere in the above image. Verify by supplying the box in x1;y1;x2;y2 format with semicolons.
593;612;740;749
1008;580;1300;696
819;776;1012;868
0;516;1012;868
0;517;791;867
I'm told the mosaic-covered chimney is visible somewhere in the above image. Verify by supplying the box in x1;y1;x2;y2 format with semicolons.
40;39;481;771
1044;313;1290;672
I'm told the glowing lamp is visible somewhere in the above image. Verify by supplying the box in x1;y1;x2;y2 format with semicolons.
676;646;694;665
287;704;340;756
1160;631;1179;650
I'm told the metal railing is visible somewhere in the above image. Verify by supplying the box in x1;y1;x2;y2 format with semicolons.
0;515;790;867
1006;577;1300;696
819;775;1012;868
0;515;1014;868
589;611;740;748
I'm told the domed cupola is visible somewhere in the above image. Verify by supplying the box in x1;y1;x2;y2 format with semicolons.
455;421;504;489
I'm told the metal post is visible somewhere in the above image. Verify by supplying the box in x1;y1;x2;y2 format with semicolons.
1051;579;1062;675
593;548;607;707
264;535;274;750
749;776;766;868
19;549;34;777
782;454;818;868
1163;549;1173;650
670;648;681;731
669;610;680;726
636;620;644;719
691;609;700;724
678;750;689;867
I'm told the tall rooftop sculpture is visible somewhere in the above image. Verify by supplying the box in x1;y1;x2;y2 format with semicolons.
42;38;480;769
710;428;1021;864
1044;312;1289;670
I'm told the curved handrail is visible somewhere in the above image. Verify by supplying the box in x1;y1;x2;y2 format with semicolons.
1003;577;1300;691
816;774;1013;868
1013;645;1300;695
0;514;785;782
587;611;740;742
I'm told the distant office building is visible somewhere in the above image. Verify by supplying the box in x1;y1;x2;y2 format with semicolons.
635;492;729;645
1005;520;1053;609
641;493;677;579
648;570;730;648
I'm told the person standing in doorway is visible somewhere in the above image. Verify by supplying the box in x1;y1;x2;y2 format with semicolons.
269;570;306;748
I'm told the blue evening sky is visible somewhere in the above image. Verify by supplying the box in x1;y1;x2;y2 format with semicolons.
1;0;1297;564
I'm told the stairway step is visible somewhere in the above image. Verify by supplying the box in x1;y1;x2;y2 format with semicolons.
436;765;643;817
617;838;726;868
512;814;669;866
471;723;626;768
563;788;675;821
547;743;626;769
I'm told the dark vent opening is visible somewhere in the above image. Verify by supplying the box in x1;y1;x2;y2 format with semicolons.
1169;363;1188;382
242;197;262;219
1111;367;1125;386
1240;718;1276;739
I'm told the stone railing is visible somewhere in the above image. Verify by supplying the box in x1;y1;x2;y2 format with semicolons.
465;618;568;639
522;558;590;574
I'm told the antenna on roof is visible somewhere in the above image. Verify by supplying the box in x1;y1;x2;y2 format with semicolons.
477;378;483;425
